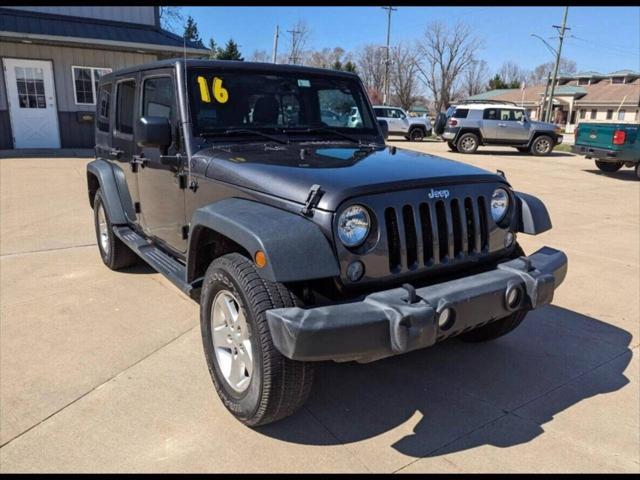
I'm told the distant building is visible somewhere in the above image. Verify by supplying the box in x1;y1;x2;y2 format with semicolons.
466;70;640;133
0;6;208;149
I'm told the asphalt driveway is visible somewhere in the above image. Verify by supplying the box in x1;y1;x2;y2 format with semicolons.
0;142;638;472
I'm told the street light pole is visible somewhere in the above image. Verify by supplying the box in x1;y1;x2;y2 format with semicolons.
382;6;397;106
545;6;570;123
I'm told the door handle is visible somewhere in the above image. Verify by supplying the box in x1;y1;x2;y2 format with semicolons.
130;155;147;172
108;148;123;159
498;123;507;127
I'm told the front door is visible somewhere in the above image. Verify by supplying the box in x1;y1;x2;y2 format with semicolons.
3;58;60;148
136;71;187;253
499;109;530;142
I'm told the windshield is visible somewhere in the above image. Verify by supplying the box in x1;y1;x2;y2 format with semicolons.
187;68;377;139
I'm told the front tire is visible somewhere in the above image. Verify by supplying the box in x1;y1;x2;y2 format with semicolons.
595;160;623;172
530;135;553;156
457;132;479;154
458;244;528;342
200;253;314;427
93;189;138;270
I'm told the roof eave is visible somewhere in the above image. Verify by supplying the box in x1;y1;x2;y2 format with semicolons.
0;31;209;55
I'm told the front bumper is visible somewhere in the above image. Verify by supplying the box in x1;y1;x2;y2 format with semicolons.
266;247;567;363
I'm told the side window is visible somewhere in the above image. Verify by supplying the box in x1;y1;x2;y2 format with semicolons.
373;108;385;117
452;108;469;119
115;80;136;135
483;108;498;120
512;110;524;121
143;76;175;119
97;83;111;132
396;109;406;119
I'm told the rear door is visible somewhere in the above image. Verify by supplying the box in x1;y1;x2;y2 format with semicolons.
111;76;141;223
136;70;187;253
481;108;500;140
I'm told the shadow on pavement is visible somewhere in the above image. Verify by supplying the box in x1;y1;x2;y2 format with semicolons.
258;305;631;459
582;169;638;182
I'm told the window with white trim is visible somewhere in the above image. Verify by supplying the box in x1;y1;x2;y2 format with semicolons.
72;66;112;105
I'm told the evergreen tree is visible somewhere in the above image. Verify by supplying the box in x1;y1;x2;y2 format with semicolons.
183;16;201;44
207;38;220;60
343;61;357;73
488;74;509;90
331;59;343;71
217;39;244;61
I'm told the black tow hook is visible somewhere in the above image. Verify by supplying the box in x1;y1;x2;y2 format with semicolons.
401;283;420;304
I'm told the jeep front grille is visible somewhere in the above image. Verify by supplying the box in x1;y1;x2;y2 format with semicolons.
384;196;489;273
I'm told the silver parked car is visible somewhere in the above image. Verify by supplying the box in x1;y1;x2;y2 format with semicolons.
434;101;563;155
373;105;432;141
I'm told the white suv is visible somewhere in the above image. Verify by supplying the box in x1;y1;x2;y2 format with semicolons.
373;106;432;141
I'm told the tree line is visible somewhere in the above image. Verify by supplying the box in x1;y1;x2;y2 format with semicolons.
160;8;577;113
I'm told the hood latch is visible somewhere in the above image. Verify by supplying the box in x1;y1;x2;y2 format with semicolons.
301;184;324;217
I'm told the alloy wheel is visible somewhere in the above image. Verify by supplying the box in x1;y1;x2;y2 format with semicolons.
211;290;253;393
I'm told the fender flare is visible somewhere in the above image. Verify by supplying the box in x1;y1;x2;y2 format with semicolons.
187;198;340;284
515;191;552;235
86;159;131;225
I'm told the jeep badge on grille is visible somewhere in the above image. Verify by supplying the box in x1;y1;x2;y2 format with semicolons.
427;188;450;199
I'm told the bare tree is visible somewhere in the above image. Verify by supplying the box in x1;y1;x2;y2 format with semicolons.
356;44;386;97
415;21;481;113
285;20;311;65
159;6;184;33
463;59;489;97
528;58;577;85
390;43;421;111
498;61;527;88
308;47;345;69
249;49;271;63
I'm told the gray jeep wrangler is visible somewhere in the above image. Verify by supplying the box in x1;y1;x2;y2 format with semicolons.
87;59;568;427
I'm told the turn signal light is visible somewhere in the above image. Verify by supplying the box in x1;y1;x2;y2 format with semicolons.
254;250;267;268
613;130;626;145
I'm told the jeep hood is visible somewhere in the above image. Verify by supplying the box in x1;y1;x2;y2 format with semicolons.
197;144;502;211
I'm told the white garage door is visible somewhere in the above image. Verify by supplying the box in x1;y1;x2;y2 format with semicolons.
3;58;61;148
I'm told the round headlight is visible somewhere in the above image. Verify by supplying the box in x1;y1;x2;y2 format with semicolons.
338;205;371;247
491;188;510;223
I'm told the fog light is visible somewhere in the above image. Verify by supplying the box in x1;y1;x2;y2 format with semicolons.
504;231;514;248
505;285;522;310
346;261;364;282
437;307;455;330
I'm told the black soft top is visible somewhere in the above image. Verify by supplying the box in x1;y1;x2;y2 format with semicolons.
99;58;360;83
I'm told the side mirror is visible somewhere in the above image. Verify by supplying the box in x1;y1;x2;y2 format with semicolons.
377;119;389;140
137;116;172;152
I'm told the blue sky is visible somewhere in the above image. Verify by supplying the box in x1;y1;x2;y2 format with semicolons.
182;6;639;74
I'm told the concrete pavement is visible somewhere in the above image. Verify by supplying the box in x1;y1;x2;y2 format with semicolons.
0;143;638;472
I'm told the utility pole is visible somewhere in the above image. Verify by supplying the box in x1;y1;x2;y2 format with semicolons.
272;25;279;64
381;6;397;106
540;72;551;120
545;6;570;123
288;28;301;65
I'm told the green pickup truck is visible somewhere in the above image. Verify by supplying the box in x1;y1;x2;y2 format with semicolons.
572;123;640;179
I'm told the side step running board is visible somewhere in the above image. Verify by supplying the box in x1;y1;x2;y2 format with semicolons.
113;226;199;298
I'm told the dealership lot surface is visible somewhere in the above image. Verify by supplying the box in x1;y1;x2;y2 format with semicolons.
0;142;638;473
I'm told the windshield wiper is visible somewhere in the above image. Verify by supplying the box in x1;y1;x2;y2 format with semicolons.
284;126;362;145
201;128;289;145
